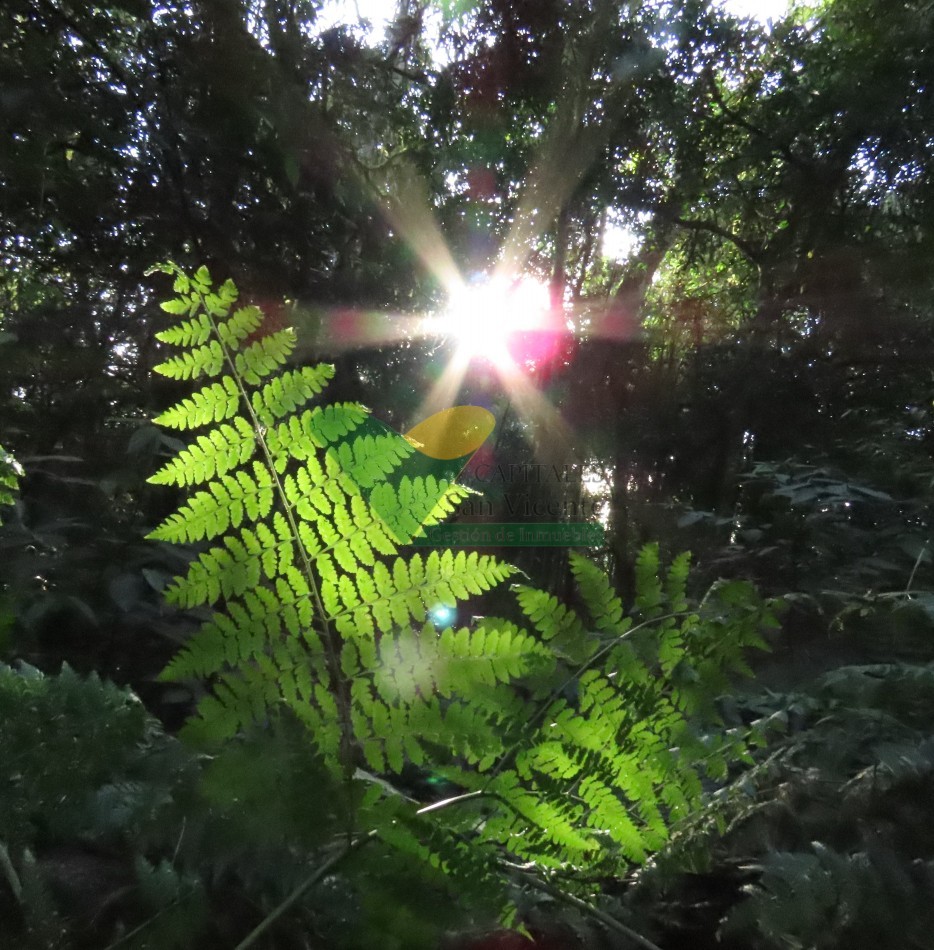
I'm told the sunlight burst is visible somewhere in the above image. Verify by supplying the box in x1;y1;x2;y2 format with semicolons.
436;276;552;366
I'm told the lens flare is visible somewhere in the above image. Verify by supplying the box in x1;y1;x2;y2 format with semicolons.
429;604;456;628
436;276;553;366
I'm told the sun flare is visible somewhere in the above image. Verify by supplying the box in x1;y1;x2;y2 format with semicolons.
435;276;552;366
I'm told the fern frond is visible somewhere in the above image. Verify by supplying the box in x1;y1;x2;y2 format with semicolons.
633;542;664;618
265;403;370;467
578;774;649;861
148;266;518;777
0;443;22;524
153;376;241;431
232;329;296;385
154;339;226;380
216;305;265;348
182;664;283;742
569;551;631;636
165;531;305;609
149;462;275;543
514;585;593;663
351;676;515;773
155;311;215;348
486;771;596;859
665;550;692;613
332;431;417;489
148;417;256;487
322;550;516;637
249;364;336;426
370;622;551;702
369;476;473;543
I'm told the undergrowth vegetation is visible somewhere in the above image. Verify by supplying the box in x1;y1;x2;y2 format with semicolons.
1;265;933;949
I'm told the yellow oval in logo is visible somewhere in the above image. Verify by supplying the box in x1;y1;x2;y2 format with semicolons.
403;406;496;460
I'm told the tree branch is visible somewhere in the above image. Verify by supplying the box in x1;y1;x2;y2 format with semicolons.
662;210;763;264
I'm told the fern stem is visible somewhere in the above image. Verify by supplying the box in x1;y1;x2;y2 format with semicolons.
504;864;663;950
233;831;377;950
194;285;356;789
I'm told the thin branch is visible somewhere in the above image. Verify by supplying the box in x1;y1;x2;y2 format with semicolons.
905;541;929;594
381;61;435;85
0;841;22;903
663;211;763;264
504;864;664;950
234;832;377;950
103;899;184;950
36;0;135;92
417;789;489;816
705;69;809;173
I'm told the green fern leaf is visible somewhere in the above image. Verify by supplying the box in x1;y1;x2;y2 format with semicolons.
265;403;369;466
147;265;776;902
665;550;692;613
249;364;335;425
233;329;296;385
154;339;225;380
333;431;416;488
569;551;631;636
634;542;664;618
0;443;23;524
578;775;648;861
216;305;264;348
148;462;274;543
159;296;194;316
155;311;214;347
369;476;472;543
332;550;514;635
153;376;241;430
147;417;256;487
